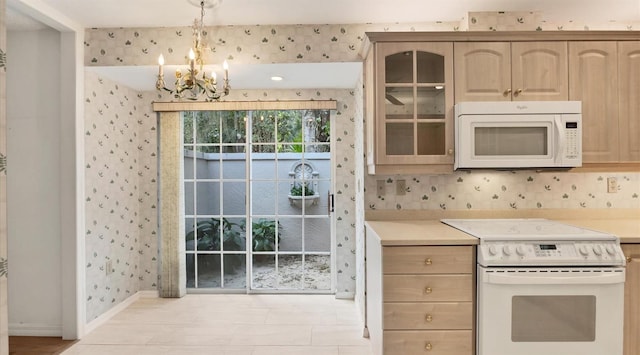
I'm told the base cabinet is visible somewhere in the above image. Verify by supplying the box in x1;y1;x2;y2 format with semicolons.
366;228;475;355
622;243;640;355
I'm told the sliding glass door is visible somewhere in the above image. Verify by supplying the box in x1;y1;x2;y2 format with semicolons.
183;109;332;292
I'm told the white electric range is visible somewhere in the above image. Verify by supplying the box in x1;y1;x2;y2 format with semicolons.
441;218;626;355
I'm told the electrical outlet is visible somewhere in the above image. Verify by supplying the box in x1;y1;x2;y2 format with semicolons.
105;260;113;275
607;177;618;193
396;179;406;195
377;180;385;196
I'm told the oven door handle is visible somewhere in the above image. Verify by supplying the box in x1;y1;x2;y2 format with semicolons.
485;271;625;285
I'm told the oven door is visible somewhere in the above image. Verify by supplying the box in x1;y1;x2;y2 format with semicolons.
477;266;625;355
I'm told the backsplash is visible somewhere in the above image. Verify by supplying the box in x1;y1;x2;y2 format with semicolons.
365;171;640;211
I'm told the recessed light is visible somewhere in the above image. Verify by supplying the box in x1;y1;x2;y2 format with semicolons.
435;85;444;90
271;76;284;81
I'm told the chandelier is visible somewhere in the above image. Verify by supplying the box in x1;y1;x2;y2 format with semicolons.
156;0;230;101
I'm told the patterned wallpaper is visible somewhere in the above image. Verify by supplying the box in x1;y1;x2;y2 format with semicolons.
84;71;158;321
365;171;640;211
0;0;9;349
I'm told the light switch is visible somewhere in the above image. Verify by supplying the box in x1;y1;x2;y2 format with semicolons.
607;177;618;193
377;180;385;196
396;180;406;195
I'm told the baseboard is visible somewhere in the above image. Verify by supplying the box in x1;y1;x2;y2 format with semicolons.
9;323;62;337
84;290;156;335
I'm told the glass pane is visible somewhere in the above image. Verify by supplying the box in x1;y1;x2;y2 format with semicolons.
417;51;445;83
184;182;195;215
417;86;446;119
475;127;549;156
222;217;246;252
223;254;246;289
385;51;413;83
194;218;221;251
252;144;275;154
279;181;299;214
417;123;445;155
252;113;276;143
251;181;276;215
222;150;246;179
278;111;303;144
196;181;220;215
304;110;331;143
196;112;220;144
186;254;195;288
304;255;330;290
223;182;246;215
197;254;221;288
185;218;196;251
279;217;302;252
195;147;220;179
385;87;413;119
512;296;596;342
252;255;275;289
184;153;195;179
221;112;247;144
251;158;276;180
183;112;195;144
386;123;414;155
307;143;330;153
304;218;330;252
252;218;281;252
278;255;303;289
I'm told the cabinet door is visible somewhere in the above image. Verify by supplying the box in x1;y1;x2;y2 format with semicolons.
511;41;568;101
454;42;511;102
375;42;454;166
622;244;640;355
569;42;619;163
618;42;640;162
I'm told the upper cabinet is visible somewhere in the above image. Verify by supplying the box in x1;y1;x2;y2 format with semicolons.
569;41;640;164
454;41;568;102
365;41;454;174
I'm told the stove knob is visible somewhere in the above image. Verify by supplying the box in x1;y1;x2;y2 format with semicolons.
578;245;590;256
488;245;498;256
502;245;512;256
516;245;526;256
606;245;616;256
593;245;603;256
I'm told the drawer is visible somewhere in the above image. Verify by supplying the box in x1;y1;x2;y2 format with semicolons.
384;330;473;355
384;302;473;330
384;275;473;302
383;246;473;274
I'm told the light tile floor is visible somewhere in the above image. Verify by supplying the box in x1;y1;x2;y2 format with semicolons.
63;294;373;355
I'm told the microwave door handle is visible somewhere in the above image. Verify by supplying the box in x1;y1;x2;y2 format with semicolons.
554;115;565;164
485;271;625;285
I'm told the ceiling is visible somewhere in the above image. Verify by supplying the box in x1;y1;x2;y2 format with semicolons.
6;0;640;91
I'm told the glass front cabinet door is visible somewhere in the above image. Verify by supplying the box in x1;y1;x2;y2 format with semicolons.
370;42;454;173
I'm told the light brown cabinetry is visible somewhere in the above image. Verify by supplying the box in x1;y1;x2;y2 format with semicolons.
569;41;640;164
366;232;475;355
622;243;640;355
454;41;568;102
364;41;454;174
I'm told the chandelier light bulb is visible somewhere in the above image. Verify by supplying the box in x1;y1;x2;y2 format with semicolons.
188;49;196;60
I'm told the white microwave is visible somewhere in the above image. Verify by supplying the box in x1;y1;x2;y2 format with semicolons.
454;101;582;169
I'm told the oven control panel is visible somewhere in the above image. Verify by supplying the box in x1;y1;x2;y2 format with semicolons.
478;240;626;266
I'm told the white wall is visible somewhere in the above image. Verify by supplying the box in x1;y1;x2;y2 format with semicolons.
6;28;63;336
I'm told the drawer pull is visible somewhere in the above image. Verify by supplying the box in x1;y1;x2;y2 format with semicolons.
424;287;433;294
627;256;632;263
425;342;433;351
424;258;432;265
425;314;433;322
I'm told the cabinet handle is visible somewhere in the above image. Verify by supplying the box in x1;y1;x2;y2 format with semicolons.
425;314;433;322
425;342;433;351
447;148;454;155
514;88;523;96
424;258;433;265
627;256;633;263
424;287;433;294
503;89;512;96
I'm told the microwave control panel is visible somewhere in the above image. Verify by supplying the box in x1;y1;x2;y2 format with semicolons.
565;121;580;158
